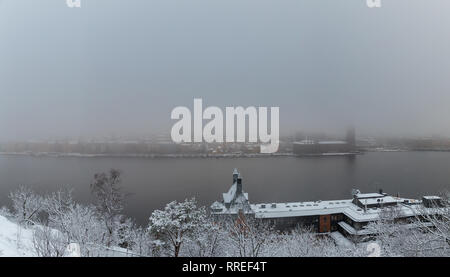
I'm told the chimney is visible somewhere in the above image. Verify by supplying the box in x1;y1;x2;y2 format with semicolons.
236;176;242;194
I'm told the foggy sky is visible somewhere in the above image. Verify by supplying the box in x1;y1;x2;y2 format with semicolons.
1;0;450;141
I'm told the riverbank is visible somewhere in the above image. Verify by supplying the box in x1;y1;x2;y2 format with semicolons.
0;151;367;159
0;151;295;159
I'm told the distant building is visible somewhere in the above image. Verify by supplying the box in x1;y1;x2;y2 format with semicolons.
293;129;356;155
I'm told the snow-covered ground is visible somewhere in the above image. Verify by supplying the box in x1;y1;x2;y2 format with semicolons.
0;215;135;257
0;215;35;257
330;231;354;249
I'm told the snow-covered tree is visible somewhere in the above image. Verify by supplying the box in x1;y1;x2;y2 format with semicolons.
42;187;75;238
148;198;206;257
32;225;67;257
126;225;150;256
363;205;450;257
272;226;335;257
364;205;408;257
59;203;107;257
9;185;44;225
90;169;126;247
183;215;225;257
222;213;274;257
408;191;450;256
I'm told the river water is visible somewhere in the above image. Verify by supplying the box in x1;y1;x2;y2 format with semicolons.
0;151;449;225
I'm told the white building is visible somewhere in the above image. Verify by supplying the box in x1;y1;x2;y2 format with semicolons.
211;169;446;237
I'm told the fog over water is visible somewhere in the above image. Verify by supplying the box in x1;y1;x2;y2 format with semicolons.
1;0;450;140
1;152;449;225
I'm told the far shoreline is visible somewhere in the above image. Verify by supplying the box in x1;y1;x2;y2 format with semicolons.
0;151;374;159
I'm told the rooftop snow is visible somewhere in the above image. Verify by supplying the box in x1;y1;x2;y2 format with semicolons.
222;183;248;204
423;196;441;200
213;194;433;223
355;193;384;199
252;199;352;219
357;196;402;206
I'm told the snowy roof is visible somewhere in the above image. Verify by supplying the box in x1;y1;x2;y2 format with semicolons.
338;221;374;236
213;192;436;223
222;183;248;204
354;193;384;199
223;183;236;203
211;201;223;209
342;199;423;222
250;197;429;222
423;196;441;200
357;196;402;206
252;199;352;219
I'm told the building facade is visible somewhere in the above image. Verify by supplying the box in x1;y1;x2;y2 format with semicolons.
293;129;356;155
211;169;445;239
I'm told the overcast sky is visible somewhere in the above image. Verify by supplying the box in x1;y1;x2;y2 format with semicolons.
0;0;449;141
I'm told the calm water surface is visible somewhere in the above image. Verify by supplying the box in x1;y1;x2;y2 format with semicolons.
1;152;449;225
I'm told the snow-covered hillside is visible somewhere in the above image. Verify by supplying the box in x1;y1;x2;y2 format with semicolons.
0;215;35;257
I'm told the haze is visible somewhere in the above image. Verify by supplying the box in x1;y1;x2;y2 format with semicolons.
0;0;449;141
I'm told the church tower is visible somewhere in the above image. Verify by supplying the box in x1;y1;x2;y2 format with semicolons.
233;168;239;183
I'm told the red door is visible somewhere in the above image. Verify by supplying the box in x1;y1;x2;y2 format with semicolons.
319;215;331;233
